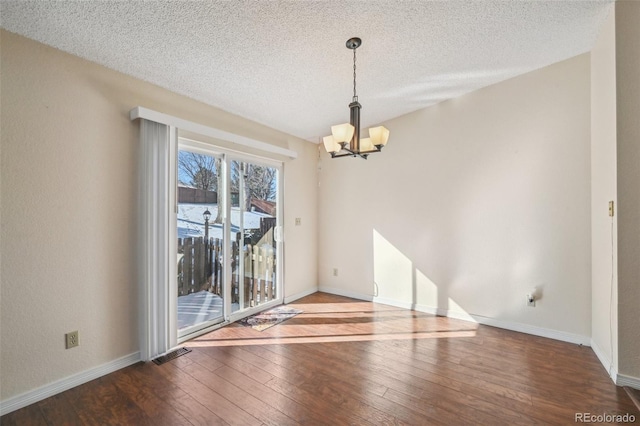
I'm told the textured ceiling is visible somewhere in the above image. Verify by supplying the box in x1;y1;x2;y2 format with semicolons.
1;1;612;142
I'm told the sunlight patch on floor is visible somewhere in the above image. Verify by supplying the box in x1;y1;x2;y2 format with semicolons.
185;303;478;348
184;329;477;347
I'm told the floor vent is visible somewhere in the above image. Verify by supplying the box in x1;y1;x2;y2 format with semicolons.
152;347;192;365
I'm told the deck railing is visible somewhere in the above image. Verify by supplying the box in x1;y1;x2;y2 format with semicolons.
177;234;276;307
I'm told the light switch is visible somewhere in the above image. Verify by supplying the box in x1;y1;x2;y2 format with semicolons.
609;201;614;217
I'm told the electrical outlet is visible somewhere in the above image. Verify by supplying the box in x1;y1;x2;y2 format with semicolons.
526;294;535;307
295;218;302;226
66;331;79;349
333;268;338;277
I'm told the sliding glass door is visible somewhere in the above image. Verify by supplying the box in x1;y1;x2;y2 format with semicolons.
229;158;282;318
176;140;283;338
176;149;226;338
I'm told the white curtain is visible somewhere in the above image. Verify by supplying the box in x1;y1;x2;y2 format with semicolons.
138;119;177;361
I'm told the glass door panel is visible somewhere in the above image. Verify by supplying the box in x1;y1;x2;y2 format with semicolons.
177;149;225;337
230;159;280;315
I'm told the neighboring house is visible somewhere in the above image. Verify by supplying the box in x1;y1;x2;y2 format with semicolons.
250;198;276;216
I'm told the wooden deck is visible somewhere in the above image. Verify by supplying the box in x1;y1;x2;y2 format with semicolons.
2;292;638;425
177;291;223;331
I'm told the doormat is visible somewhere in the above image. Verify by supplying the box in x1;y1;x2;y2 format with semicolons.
152;347;192;365
239;306;303;331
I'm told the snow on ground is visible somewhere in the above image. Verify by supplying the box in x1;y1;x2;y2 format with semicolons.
177;203;272;240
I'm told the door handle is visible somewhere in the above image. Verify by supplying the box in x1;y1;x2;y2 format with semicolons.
274;226;283;242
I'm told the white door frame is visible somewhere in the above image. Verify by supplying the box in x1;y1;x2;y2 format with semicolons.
225;153;285;323
175;142;226;339
176;138;285;340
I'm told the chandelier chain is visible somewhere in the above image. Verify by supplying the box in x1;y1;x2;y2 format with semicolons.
353;47;357;101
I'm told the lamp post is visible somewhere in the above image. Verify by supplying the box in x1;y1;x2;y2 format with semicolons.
203;208;211;241
203;207;212;291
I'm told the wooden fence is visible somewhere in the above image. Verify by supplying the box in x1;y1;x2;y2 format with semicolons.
177;235;276;307
178;187;217;204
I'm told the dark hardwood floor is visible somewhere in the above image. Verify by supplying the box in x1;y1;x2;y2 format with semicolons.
2;292;638;425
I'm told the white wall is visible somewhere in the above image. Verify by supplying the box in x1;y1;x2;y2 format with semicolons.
615;0;640;381
0;30;318;401
319;54;592;341
590;6;618;376
282;137;319;300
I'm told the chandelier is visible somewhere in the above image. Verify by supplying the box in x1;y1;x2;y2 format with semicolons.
323;37;389;159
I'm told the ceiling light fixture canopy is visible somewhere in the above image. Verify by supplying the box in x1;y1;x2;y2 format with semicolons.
323;37;389;159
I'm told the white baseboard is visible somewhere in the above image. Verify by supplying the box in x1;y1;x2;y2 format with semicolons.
372;296;441;315
320;288;591;346
591;338;617;382
318;285;373;301
0;352;141;416
617;373;640;390
284;286;319;304
452;310;591;346
376;296;591;346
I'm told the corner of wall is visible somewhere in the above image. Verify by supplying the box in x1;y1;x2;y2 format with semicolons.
590;2;618;380
615;0;640;382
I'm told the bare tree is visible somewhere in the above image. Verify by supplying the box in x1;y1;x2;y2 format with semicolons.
178;152;217;191
178;152;223;223
231;162;277;211
247;165;277;201
179;154;276;221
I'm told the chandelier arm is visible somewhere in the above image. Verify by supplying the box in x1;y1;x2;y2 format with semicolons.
331;150;369;160
333;143;374;159
358;146;383;154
